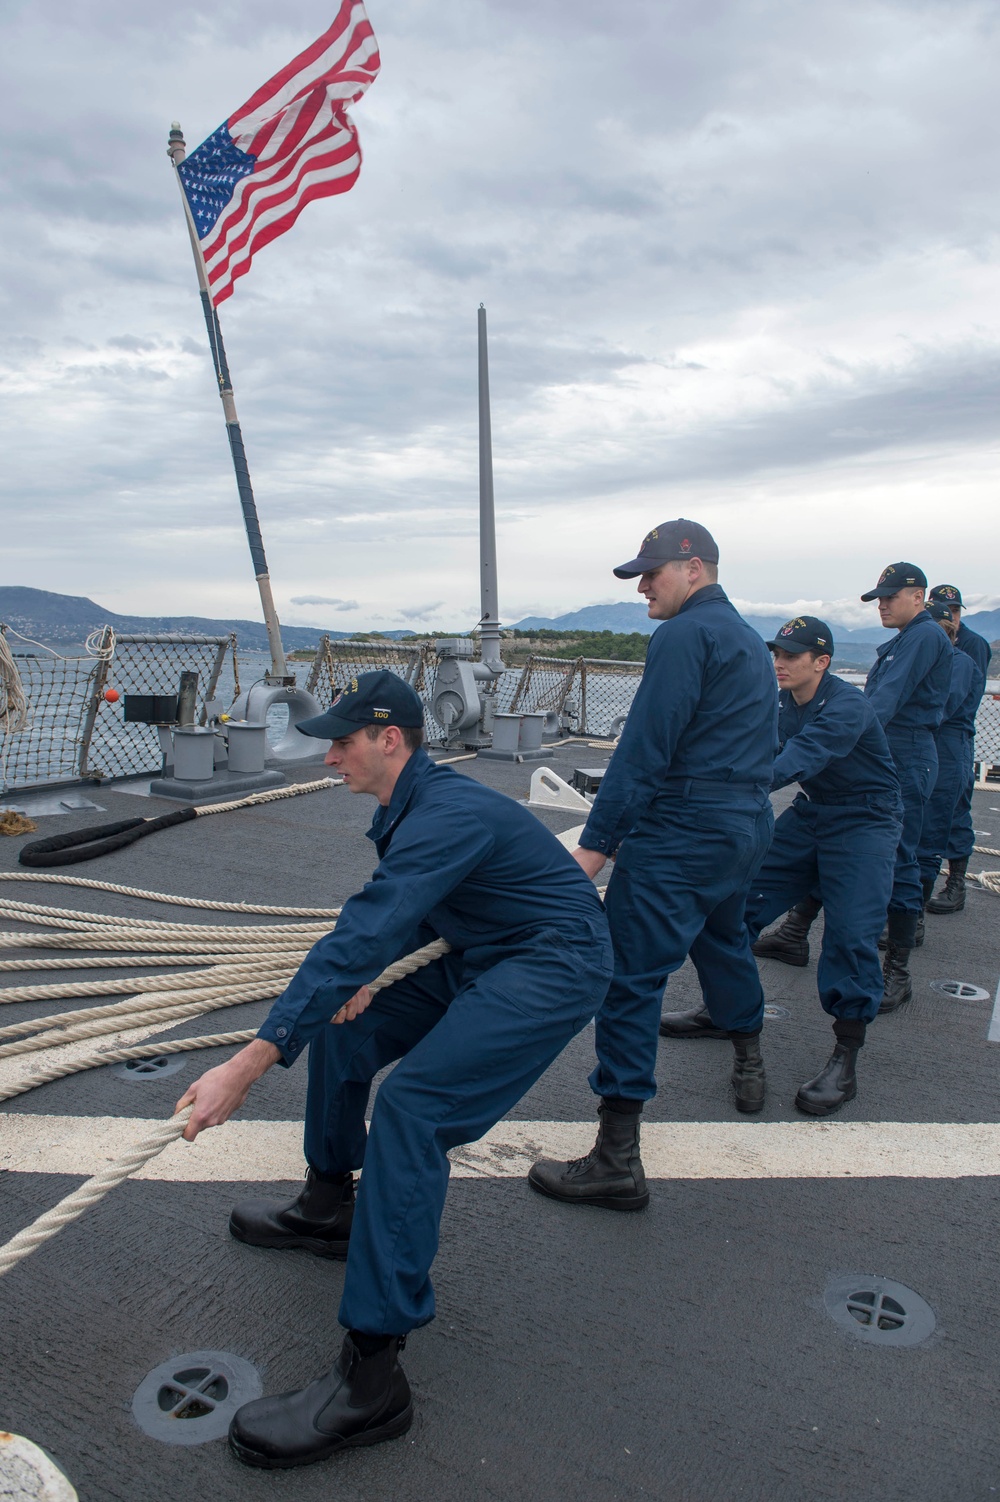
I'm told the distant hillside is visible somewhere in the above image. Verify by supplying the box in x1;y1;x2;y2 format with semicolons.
0;587;419;653
513;600;1000;666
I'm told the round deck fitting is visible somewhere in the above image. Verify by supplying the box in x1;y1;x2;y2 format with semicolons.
763;1004;791;1020
824;1274;935;1347
111;1055;187;1082
131;1351;261;1445
929;979;990;1002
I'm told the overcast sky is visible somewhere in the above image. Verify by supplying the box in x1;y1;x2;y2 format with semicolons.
1;0;997;634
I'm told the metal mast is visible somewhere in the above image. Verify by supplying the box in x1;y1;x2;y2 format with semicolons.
166;123;289;682
477;304;503;674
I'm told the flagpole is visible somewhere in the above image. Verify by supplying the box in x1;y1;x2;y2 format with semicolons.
166;122;289;682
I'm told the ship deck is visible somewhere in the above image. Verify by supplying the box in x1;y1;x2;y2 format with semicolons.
1;748;999;1502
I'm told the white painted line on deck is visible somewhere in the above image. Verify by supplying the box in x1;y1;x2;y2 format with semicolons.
2;1116;1000;1182
989;974;1000;1044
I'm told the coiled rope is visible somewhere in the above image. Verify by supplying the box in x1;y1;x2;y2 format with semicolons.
970;843;1000;897
0;910;450;1275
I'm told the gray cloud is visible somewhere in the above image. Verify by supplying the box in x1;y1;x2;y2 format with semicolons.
290;595;360;610
0;0;997;625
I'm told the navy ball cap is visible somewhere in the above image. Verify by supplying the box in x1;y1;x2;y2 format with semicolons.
298;669;424;741
613;519;719;579
766;615;834;656
860;562;928;602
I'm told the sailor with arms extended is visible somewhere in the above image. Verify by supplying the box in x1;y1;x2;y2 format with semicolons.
663;617;902;1114
528;520;777;1212
924;584;992;916
175;670;613;1471
917;601;983;934
753;564;952;1009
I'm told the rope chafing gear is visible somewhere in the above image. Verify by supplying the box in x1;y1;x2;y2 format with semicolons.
16;776;343;868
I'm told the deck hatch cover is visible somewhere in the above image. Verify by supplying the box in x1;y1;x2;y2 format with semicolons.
929;979;990;1002
111;1055;187;1081
824;1275;935;1347
132;1351;261;1445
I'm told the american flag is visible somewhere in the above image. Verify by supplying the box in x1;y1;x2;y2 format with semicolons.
177;2;380;306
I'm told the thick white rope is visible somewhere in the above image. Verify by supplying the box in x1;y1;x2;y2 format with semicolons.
0;1109;194;1275
0;938;451;1274
191;776;342;817
0;944;448;1104
0;952;304;1007
966;844;1000;897
0;628;29;735
0;896;340;930
0;871;343;917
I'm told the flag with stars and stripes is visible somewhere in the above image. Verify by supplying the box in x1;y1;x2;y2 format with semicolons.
177;1;380;306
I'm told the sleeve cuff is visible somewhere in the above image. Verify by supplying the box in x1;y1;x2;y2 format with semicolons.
256;1019;305;1068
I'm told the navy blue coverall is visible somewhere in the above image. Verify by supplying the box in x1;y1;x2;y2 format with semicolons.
257;750;613;1335
946;623;992;862
918;645;982;883
745;673;902;1024
863;610;952;914
577;584;777;1101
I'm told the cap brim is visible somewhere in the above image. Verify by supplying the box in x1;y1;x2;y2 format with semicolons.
296;711;358;740
766;638;815;654
860;586;902;601
612;557;649;579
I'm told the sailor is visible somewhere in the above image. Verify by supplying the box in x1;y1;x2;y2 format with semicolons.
925;584;993;915
857;562;952;1010
175;670;613;1470
917;602;983;931
527;520;777;1211
661;617;902;1114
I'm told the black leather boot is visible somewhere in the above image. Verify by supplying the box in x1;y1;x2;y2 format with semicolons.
914;877;934;948
730;1032;766;1113
229;1331;412;1469
229;1168;354;1258
528;1099;649;1210
878;911;916;1014
795;1020;864;1116
658;1003;729;1039
751;896;821;967
927;857;968;914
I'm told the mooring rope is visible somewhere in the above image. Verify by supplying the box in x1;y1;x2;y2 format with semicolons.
0;936;450;1274
0;868;343;916
969;843;1000;897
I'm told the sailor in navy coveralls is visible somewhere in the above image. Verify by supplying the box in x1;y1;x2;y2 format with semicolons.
176;671;613;1470
529;520;776;1212
917;602;983;930
925;584;992;916
858;562;952;1010
747;619;902;1111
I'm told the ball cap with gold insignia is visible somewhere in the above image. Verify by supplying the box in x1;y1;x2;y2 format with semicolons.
765;615;835;656
860;561;928;601
926;601;955;625
298;669;424;740
613;518;720;578
929;583;963;609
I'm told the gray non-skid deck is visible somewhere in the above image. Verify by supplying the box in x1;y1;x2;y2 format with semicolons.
1;751;999;1501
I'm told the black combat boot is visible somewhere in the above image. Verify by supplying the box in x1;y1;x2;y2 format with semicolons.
751;895;821;967
914;877;935;948
878;910;917;1014
229;1330;412;1469
927;857;968;914
729;1032;766;1113
527;1098;649;1210
795;1019;864;1116
658;1003;729;1039
229;1168;354;1258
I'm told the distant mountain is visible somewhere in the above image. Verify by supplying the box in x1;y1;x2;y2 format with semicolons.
0;587;419;653
512;600;1000;661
